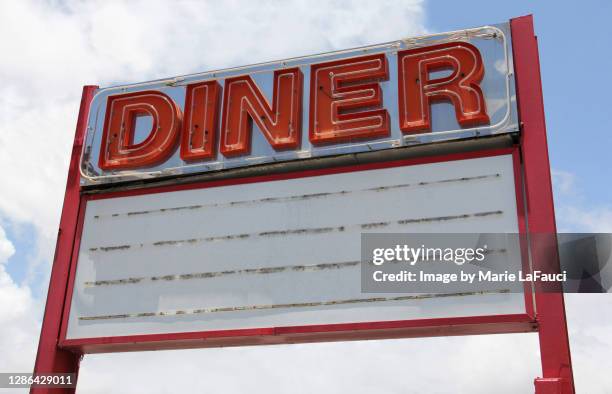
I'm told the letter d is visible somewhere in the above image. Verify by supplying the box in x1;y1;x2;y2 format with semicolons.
99;91;182;170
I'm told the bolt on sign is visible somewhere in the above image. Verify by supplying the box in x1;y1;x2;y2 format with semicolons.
33;16;575;394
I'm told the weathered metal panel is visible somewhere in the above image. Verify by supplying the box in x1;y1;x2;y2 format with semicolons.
66;152;524;340
80;23;517;186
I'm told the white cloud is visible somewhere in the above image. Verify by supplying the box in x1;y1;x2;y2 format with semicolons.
565;294;612;392
0;1;611;393
0;225;15;263
556;205;612;233
0;225;41;374
552;168;612;232
0;0;428;284
552;169;576;196
77;334;542;394
549;171;612;390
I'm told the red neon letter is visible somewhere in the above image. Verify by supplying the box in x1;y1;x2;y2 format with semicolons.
181;81;221;161
398;42;490;133
220;68;302;157
309;54;389;144
99;91;181;170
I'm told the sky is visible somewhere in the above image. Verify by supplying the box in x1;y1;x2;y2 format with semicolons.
0;0;610;393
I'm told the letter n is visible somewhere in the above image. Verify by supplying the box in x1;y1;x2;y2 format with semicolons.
220;68;302;157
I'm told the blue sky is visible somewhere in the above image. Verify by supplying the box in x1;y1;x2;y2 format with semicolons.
3;221;37;287
427;1;612;214
0;1;611;392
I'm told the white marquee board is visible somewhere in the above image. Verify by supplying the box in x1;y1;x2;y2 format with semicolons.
65;152;526;341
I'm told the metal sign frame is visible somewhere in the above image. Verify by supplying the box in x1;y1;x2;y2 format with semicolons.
59;146;533;353
31;15;575;394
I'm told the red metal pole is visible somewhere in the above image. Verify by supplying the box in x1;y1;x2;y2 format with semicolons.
510;15;575;394
31;85;98;394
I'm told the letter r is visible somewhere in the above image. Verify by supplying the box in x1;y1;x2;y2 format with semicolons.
398;42;490;133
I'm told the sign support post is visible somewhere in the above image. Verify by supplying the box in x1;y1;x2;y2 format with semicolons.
511;15;575;393
31;85;98;394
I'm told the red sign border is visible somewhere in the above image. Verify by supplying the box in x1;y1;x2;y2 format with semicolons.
59;147;534;354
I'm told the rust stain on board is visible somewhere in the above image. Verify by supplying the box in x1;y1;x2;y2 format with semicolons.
93;173;501;220
87;210;504;253
82;248;507;288
93;245;131;252
79;289;510;321
84;260;362;287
